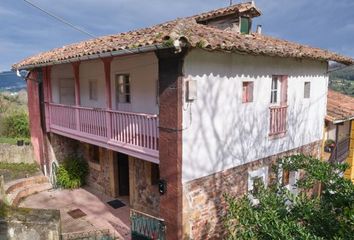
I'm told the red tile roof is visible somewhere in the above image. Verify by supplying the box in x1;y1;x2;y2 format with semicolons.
193;1;261;22
13;2;353;69
326;90;354;122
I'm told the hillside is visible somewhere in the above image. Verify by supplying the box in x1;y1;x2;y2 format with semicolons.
0;71;26;92
329;64;354;97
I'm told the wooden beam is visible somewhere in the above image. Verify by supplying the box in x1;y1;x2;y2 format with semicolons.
72;62;81;106
102;57;113;109
335;124;339;161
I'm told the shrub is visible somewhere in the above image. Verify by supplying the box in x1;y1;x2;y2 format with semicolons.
225;155;354;240
2;112;29;138
56;156;88;189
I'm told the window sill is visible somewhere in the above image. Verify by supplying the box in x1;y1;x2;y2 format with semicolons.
88;161;101;171
269;132;286;140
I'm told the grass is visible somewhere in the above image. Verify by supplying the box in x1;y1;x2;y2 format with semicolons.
0;136;30;145
0;162;40;182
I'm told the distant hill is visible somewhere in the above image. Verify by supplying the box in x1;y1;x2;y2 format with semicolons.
0;71;26;92
329;64;354;97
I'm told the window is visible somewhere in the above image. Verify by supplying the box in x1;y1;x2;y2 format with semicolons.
240;17;251;34
269;76;288;137
304;82;311;98
89;80;98;100
89;145;100;164
270;76;279;104
59;78;75;105
282;169;290;186
115;74;131;104
151;163;160;185
242;81;254;103
278;167;299;194
248;166;268;205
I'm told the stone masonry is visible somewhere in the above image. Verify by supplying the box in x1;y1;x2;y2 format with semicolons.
182;140;322;239
129;157;160;217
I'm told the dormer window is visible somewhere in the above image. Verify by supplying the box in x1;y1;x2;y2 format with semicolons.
240;17;251;34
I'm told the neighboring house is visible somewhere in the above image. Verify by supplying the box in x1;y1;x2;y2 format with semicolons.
323;90;354;182
13;2;353;239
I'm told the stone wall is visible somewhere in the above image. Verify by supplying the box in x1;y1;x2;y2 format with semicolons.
129;157;160;217
0;206;61;240
182;140;321;239
47;134;115;197
0;144;36;164
82;143;114;197
47;133;83;164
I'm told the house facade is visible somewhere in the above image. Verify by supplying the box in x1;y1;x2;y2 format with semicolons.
323;90;354;182
14;2;353;239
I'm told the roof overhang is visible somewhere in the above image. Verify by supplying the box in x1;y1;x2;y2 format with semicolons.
14;44;172;71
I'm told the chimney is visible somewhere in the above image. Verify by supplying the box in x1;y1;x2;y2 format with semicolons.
256;24;262;34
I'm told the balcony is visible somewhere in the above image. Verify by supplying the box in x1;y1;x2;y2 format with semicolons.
269;105;288;137
329;137;350;164
46;103;159;163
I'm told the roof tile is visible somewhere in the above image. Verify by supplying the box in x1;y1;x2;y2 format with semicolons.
326;90;354;122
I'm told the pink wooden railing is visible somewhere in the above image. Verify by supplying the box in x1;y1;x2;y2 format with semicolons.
78;107;107;138
50;104;76;130
47;103;159;153
110;111;159;151
269;105;287;136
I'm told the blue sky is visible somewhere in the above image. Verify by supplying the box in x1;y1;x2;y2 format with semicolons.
0;0;353;71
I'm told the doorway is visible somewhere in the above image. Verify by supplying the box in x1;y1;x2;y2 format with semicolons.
117;153;130;196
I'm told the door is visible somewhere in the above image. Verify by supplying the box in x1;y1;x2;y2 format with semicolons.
118;153;130;196
115;74;132;112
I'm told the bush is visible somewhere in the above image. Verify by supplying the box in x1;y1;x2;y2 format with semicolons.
56;157;88;189
225;155;354;240
2;112;29;138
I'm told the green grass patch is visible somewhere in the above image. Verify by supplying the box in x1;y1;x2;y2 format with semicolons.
0;136;30;145
0;162;40;182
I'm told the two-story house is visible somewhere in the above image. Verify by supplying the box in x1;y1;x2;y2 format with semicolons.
13;2;353;239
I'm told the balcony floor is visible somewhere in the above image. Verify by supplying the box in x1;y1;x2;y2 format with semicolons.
20;186;131;239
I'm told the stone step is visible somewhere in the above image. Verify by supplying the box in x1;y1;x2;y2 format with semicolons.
5;175;48;194
7;182;52;207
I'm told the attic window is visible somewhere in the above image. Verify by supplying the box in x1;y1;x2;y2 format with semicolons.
304;82;311;98
240;17;251;34
242;81;254;103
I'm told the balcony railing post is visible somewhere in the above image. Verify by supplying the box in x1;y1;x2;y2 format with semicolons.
106;111;112;140
75;108;80;131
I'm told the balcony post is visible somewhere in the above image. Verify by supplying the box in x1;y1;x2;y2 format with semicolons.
42;66;52;131
72;62;81;131
102;57;113;140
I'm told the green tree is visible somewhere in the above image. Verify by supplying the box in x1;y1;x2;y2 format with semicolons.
225;155;354;240
2;112;29;138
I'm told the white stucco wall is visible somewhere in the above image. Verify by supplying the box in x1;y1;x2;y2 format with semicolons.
50;52;158;114
182;49;328;183
51;63;74;104
79;60;105;108
111;52;159;114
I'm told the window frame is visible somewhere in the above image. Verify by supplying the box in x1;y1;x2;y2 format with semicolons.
89;79;98;101
270;76;280;104
278;166;300;195
304;81;311;99
242;81;254;103
59;78;75;105
248;166;268;205
240;16;251;34
115;74;131;104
